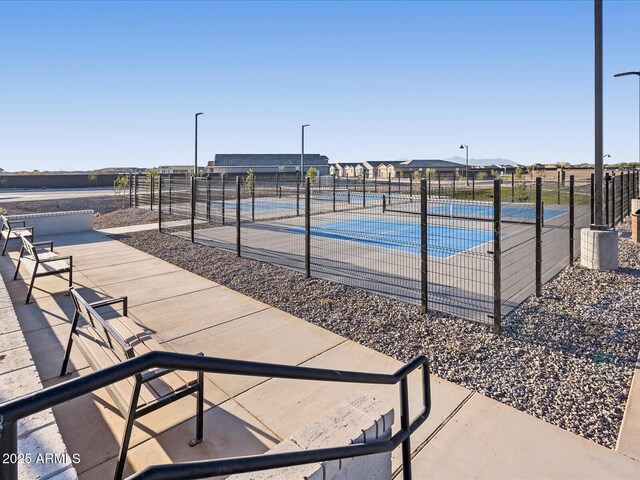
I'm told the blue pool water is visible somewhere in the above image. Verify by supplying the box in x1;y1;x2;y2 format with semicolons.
288;219;495;258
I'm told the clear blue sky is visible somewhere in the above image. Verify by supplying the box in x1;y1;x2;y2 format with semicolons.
1;0;639;171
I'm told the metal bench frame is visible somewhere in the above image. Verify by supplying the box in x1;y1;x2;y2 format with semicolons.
13;235;73;304
60;288;204;480
1;215;34;256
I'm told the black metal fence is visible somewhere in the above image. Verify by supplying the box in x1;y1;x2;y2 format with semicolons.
134;170;639;331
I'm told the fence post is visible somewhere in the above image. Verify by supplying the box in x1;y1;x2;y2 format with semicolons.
362;174;366;208
492;179;502;335
428;171;431;197
557;170;561;204
158;175;163;233
590;172;594;224
605;173;610;227
619;172;624;224
0;418;18;480
512;171;515;203
305;177;311;278
388;175;391;195
569;175;575;265
276;172;279;194
190;175;195;243
236;177;241;256
168;174;172;215
535;177;542;297
410;174;413;196
150;174;155;211
421;179;427;314
452;174;456;198
134;174;139;208
626;171;630;216
251;175;255;222
128;173;133;207
222;178;226;225
296;181;300;216
333;175;336;212
382;194;387;212
472;172;475;201
347;188;351;204
206;177;211;221
612;173;617;227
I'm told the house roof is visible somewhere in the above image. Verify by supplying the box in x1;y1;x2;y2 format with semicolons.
210;154;329;167
332;162;364;167
402;159;465;169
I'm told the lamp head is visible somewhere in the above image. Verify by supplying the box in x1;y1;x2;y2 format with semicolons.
460;144;466;149
613;71;640;78
196;112;204;116
302;124;310;128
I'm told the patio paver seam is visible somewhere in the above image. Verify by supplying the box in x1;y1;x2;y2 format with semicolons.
72;263;182;288
229;339;351;405
0;361;36;377
159;305;274;344
121;285;222;310
74;256;158;271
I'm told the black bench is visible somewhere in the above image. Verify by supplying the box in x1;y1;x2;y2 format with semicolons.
60;288;204;480
1;215;34;256
13;234;73;304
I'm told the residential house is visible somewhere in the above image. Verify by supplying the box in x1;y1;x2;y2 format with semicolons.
208;154;330;177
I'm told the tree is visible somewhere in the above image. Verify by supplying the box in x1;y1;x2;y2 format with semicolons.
113;175;129;209
244;168;255;190
476;171;488;181
513;167;529;200
412;170;422;182
424;168;436;180
88;173;98;187
306;166;318;183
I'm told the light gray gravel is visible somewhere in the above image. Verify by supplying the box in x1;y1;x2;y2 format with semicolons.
113;219;640;449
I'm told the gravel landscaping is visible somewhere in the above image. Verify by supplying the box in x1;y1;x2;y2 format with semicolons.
1;194;160;229
1;195;120;216
110;218;640;450
94;208;158;229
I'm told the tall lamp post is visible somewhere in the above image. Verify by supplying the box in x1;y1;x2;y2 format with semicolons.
194;112;204;176
613;71;640;166
301;124;310;182
593;0;604;228
580;0;617;271
459;144;469;185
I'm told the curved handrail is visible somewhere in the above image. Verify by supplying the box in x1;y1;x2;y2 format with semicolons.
0;351;430;480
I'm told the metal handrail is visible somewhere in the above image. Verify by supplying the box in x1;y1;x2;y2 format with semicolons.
0;351;430;480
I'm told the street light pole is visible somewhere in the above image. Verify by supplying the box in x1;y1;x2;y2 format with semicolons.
194;113;204;176
593;0;604;228
460;144;469;186
613;70;640;167
301;124;310;183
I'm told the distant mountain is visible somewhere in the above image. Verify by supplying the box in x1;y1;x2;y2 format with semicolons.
445;156;524;167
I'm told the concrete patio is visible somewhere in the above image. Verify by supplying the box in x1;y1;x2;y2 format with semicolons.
1;228;639;479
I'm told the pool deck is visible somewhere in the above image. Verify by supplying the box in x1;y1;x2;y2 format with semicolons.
1;228;639;479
